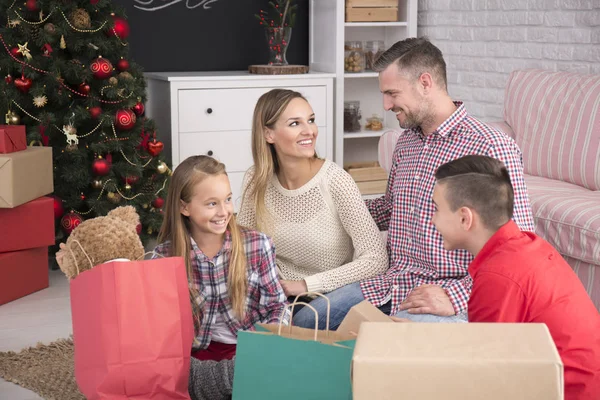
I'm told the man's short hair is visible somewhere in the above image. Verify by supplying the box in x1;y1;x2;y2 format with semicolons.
373;36;447;91
435;155;514;230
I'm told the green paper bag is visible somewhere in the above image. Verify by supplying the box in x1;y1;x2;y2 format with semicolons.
232;299;356;400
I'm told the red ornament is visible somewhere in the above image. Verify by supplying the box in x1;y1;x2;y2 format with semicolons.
107;17;130;40
122;175;139;185
92;157;111;176
78;82;91;94
115;109;136;130
10;48;22;58
136;223;142;235
14;75;32;93
133;102;145;116
90;0;99;4
147;139;164;157
151;197;164;209
53;196;65;220
89;106;102;119
5;75;12;84
116;58;129;71
41;43;53;57
80;193;86;200
90;57;113;79
26;0;38;12
60;212;83;235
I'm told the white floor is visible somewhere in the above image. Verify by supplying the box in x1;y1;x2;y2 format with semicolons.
0;269;73;399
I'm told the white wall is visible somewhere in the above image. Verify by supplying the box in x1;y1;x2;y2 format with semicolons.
417;0;600;121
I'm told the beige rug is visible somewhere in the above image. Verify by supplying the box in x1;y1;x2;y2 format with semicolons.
0;338;84;400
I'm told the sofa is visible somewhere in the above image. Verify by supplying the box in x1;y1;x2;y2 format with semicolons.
377;68;600;311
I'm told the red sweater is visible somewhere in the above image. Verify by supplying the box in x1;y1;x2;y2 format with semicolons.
468;221;600;400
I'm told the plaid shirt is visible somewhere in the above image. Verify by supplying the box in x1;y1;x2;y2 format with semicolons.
363;102;535;315
153;228;289;350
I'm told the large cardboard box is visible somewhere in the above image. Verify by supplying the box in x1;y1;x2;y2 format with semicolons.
0;146;53;208
0;247;49;305
352;322;564;400
0;196;55;253
0;125;27;154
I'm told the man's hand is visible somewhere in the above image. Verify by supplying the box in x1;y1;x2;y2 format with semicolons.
398;284;455;316
280;280;308;297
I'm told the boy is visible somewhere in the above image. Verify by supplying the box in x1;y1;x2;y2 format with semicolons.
431;154;600;400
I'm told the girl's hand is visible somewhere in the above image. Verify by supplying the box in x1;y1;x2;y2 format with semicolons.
280;280;308;297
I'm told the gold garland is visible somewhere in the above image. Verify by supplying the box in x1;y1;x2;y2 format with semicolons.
72;178;112;215
111;123;153;167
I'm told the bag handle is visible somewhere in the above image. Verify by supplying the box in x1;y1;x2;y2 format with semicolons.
277;302;318;341
290;292;331;335
67;240;93;275
136;251;165;260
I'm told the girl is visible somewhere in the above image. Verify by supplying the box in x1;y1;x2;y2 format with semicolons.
237;89;388;331
153;155;289;361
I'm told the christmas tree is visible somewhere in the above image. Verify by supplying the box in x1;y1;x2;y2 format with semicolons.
0;0;169;254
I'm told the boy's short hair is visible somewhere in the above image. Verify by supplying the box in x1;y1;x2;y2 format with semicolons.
435;155;514;230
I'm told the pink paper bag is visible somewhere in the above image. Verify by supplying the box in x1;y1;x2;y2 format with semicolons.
70;257;194;399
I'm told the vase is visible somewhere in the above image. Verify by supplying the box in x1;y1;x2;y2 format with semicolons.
265;27;292;66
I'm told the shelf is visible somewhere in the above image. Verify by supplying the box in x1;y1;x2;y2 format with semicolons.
345;21;408;27
344;130;384;139
344;72;379;78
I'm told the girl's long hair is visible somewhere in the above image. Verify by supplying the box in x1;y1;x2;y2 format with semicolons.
242;88;316;233
158;156;248;334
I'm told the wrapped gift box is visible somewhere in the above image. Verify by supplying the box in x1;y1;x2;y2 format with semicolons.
0;125;27;154
0;196;55;253
0;146;53;208
0;247;49;305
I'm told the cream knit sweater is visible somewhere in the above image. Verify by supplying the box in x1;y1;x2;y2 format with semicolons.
237;159;388;293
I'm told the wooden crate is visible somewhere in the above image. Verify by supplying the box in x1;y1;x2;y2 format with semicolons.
356;180;388;195
345;162;388;195
346;0;398;22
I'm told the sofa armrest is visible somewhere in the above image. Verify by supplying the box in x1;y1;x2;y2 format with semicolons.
488;121;516;140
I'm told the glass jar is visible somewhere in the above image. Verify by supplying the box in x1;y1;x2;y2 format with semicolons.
365;40;385;71
344;41;365;73
365;114;384;131
344;101;362;132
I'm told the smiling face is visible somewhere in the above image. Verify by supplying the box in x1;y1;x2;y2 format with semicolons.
379;63;430;130
180;173;234;240
431;182;468;251
264;97;318;161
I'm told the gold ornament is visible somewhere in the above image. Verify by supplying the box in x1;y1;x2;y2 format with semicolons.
147;227;153;235
157;161;168;174
33;95;48;108
60;35;66;49
5;110;20;125
8;19;20;28
108;77;118;86
107;192;121;204
118;72;133;81
142;203;149;209
124;183;132;190
91;179;103;189
17;42;32;61
70;9;91;29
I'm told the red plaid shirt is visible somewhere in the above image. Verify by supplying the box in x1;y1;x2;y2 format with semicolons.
153;228;289;350
363;102;535;315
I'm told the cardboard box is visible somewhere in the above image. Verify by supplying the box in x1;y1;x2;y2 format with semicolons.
0;125;27;154
346;162;388;195
0;146;53;208
352;322;564;400
0;247;49;305
0;196;55;253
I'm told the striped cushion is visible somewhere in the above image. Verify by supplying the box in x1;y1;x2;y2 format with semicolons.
504;69;600;190
525;174;600;265
378;129;402;174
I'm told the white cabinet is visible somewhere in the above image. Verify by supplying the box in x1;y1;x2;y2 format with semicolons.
144;71;335;211
308;0;417;188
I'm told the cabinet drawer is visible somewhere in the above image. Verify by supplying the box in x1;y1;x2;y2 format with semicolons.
179;131;253;173
178;86;328;133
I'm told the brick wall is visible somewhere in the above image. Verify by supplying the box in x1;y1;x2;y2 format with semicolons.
417;0;600;121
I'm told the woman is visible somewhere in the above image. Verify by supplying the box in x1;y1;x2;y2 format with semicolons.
237;88;388;330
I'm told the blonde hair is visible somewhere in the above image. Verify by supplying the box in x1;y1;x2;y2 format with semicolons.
243;88;316;232
158;156;248;334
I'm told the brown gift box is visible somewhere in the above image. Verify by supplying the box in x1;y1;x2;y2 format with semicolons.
0;146;53;208
352;322;564;400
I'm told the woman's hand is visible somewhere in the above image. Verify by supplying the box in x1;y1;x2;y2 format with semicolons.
280;280;308;297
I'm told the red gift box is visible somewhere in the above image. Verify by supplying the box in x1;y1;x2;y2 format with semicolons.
0;247;49;305
0;196;55;253
0;125;27;154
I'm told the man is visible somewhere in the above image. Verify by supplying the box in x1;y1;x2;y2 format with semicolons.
360;37;534;322
431;154;600;400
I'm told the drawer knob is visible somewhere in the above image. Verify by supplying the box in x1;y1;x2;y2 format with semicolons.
206;108;213;114
207;150;213;156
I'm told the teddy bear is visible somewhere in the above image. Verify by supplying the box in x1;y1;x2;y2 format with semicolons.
56;205;145;279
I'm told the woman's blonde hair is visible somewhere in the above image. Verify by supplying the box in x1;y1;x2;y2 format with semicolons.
243;88;316;232
158;156;248;334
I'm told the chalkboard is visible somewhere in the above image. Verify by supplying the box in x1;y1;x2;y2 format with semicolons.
113;0;309;72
